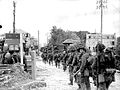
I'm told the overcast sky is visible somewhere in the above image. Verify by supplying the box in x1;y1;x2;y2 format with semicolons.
0;0;119;46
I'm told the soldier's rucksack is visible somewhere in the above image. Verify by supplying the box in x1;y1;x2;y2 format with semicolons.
104;50;115;69
80;53;91;76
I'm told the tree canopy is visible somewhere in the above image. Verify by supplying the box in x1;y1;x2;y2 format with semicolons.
48;26;81;46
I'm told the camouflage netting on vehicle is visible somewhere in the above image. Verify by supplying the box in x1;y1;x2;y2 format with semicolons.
0;63;46;90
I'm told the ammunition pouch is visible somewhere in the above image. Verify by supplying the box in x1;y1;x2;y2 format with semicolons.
105;68;116;82
98;74;105;83
84;69;89;76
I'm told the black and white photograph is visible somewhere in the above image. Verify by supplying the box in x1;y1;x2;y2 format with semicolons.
0;0;120;90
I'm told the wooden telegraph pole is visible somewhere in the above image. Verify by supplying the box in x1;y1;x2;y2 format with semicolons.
13;1;24;65
13;1;16;33
38;30;40;55
96;0;107;44
100;0;103;44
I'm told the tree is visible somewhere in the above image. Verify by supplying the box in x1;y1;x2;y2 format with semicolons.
74;31;90;45
48;26;66;45
48;26;80;46
65;31;80;40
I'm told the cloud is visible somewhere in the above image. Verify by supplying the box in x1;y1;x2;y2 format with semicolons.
56;15;69;23
59;0;80;1
75;11;99;17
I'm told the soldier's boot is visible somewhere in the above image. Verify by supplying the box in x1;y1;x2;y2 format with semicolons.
68;82;73;85
55;62;57;68
52;61;54;66
63;65;67;72
58;62;60;69
77;88;81;90
77;84;81;90
68;76;73;85
48;62;50;65
74;75;77;82
106;81;111;90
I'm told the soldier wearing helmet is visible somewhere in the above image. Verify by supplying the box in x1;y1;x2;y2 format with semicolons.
104;47;116;89
92;42;108;90
71;45;87;89
2;51;14;64
61;50;69;72
66;44;76;85
74;46;92;90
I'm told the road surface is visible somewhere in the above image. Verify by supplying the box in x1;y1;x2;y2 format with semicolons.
35;57;120;90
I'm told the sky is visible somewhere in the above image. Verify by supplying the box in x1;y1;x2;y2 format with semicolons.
0;0;120;46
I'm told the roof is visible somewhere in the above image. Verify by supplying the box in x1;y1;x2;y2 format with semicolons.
62;39;81;44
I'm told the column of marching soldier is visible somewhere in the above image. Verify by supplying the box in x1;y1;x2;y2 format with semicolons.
41;42;117;90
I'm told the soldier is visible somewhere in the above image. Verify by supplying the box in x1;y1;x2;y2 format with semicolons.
104;48;116;90
72;47;85;89
41;52;45;63
73;47;92;90
54;51;59;68
48;52;53;65
66;49;75;85
57;52;62;68
41;52;47;64
92;42;107;90
11;47;28;72
58;51;65;68
62;50;69;72
2;51;13;64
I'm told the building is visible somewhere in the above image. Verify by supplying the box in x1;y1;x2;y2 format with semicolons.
86;33;116;51
74;31;90;46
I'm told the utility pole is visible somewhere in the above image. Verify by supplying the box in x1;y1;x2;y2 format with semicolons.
13;1;16;33
38;30;40;55
100;0;103;44
96;0;107;44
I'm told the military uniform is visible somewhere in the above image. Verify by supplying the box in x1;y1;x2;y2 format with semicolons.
53;53;58;68
48;53;53;65
79;52;91;90
66;52;75;85
92;43;116;90
59;52;64;68
57;53;61;68
2;52;13;64
62;52;69;72
91;47;115;90
72;52;82;89
71;46;92;90
104;48;116;89
91;43;106;90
